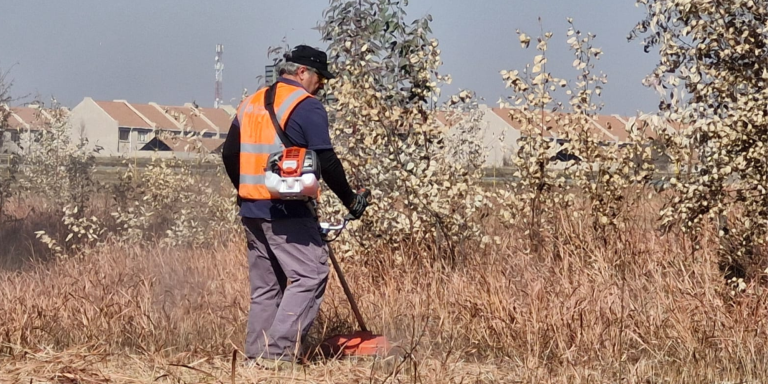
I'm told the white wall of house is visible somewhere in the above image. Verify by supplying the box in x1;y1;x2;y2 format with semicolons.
441;104;521;168
16;130;42;155
69;98;119;156
70;99;158;157
479;104;520;167
0;131;21;154
1;130;52;158
117;128;155;154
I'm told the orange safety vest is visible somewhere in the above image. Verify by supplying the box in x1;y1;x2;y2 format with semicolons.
236;82;316;200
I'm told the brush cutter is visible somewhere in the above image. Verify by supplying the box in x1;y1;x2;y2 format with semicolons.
318;189;394;358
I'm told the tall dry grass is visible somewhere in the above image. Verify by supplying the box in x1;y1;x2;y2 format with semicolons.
1;196;768;383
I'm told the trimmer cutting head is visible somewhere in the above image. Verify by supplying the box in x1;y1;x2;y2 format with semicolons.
320;331;393;358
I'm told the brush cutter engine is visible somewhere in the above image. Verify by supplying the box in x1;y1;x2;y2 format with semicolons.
265;147;321;200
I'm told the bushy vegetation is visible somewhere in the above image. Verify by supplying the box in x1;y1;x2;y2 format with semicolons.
0;101;235;264
630;0;768;279
316;0;493;264
1;0;768;382
0;67;16;225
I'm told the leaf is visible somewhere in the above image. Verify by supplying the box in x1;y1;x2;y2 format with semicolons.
519;33;531;48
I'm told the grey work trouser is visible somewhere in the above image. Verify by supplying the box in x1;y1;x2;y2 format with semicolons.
242;216;329;361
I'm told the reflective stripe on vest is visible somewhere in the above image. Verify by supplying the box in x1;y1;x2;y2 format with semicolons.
239;174;266;185
237;82;313;200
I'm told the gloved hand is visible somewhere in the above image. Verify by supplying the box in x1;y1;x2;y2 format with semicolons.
346;192;369;220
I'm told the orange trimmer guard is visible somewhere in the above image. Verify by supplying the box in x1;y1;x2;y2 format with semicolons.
320;331;392;358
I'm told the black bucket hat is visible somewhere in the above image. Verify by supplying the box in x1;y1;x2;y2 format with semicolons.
286;45;336;80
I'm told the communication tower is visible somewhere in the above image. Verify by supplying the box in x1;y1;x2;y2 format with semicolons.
214;44;224;108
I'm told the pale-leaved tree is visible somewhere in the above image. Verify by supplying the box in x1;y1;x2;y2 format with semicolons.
316;0;498;263
110;151;239;248
0;67;16;223
630;0;768;278
18;101;104;256
502;19;655;251
0;67;11;150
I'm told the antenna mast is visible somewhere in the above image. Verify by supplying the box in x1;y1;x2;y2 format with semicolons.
215;44;224;108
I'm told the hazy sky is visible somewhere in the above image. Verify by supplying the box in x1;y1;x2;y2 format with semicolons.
1;1;660;116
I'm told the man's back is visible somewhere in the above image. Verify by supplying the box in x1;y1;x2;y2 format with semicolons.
222;77;334;219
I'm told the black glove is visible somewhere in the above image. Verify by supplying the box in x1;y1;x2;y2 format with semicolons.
346;192;369;220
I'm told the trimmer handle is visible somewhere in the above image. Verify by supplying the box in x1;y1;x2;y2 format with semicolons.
358;188;371;201
342;187;372;222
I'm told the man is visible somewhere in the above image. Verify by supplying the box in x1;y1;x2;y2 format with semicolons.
221;45;368;368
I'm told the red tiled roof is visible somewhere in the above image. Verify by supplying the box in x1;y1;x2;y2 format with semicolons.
96;101;150;128
160;105;215;133
591;115;629;142
7;106;65;131
6;111;28;130
434;110;475;128
490;108;661;142
130;104;179;130
629;115;686;140
199;107;234;131
435;111;451;127
87;99;237;133
491;107;561;137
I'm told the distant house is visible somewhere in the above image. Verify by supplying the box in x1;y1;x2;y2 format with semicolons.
0;104;69;154
68;97;234;157
436;104;678;169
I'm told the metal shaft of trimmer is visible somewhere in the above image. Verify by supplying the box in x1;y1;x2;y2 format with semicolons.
327;244;369;333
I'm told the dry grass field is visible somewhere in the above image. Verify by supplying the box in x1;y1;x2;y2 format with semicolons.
4;0;768;381
1;195;768;383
